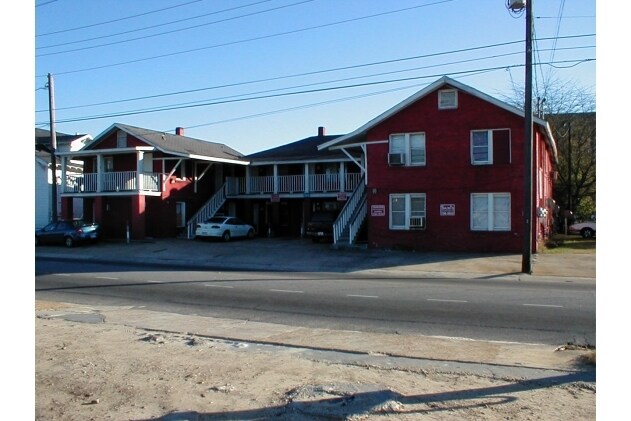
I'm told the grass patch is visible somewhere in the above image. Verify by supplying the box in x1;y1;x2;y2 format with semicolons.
543;234;596;254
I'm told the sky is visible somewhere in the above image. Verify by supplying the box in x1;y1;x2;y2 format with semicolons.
31;0;596;155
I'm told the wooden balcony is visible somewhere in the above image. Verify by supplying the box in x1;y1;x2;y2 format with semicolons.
61;171;162;195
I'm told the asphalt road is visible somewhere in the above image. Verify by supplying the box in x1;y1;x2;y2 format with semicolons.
35;258;596;346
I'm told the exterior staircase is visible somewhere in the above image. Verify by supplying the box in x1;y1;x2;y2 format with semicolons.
332;177;367;248
184;182;227;239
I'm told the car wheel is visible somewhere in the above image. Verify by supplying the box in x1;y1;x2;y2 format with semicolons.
222;231;231;242
246;229;254;239
64;237;74;248
581;228;595;239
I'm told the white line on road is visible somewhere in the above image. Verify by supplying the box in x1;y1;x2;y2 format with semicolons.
146;280;165;283
522;303;563;308
95;276;119;280
347;294;379;299
269;289;304;293
427;299;468;303
204;284;234;288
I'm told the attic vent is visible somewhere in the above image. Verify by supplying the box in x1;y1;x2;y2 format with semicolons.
438;89;458;109
116;130;127;148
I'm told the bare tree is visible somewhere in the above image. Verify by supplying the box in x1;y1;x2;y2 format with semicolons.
501;78;596;221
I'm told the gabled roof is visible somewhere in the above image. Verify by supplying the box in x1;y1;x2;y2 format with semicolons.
35;128;92;153
83;123;247;165
318;76;556;160
245;134;352;164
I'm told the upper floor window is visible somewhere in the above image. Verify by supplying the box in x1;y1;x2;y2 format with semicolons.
471;193;510;231
390;193;426;230
470;129;511;165
116;130;127;148
389;133;426;166
438;89;458;109
104;156;114;173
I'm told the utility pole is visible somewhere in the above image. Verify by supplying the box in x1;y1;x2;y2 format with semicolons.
47;73;58;223
521;1;534;274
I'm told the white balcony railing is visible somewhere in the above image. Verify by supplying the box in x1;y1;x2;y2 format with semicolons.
225;173;361;196
62;171;161;193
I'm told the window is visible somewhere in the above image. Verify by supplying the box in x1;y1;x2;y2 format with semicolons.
471;193;510;231
470;129;511;165
104;156;114;173
390;193;426;230
438;89;457;109
389;133;426;166
116;130;127;148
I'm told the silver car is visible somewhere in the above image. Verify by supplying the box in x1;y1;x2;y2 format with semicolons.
195;216;255;241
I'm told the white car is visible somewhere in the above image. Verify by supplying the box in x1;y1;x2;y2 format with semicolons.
195;216;255;241
568;220;596;239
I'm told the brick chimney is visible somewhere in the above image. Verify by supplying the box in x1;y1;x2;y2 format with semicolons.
175;127;185;136
318;126;325;137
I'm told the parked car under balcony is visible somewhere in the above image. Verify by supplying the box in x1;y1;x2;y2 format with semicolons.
195;216;255;241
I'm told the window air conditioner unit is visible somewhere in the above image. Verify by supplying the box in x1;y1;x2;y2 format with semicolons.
409;216;426;229
388;153;405;165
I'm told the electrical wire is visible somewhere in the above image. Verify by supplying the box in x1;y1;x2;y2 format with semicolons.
36;0;205;37
35;59;594;126
35;0;454;65
36;0;307;52
35;44;594;116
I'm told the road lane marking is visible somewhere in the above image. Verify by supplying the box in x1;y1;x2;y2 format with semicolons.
522;303;563;308
427;299;468;303
269;289;304;293
347;294;379;299
146;280;165;283
204;284;234;288
95;276;119;280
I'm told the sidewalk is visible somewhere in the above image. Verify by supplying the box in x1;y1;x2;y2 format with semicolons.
35;236;596;282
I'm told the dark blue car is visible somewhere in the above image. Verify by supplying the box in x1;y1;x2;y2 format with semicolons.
35;220;100;248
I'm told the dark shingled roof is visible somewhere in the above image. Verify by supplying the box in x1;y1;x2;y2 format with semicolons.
90;123;245;163
245;134;350;163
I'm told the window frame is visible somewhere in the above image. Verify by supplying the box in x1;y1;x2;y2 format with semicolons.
438;89;458;109
470;193;511;231
470;130;492;165
389;132;426;166
389;193;427;230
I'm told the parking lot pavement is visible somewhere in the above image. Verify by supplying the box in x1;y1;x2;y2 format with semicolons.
34;236;596;281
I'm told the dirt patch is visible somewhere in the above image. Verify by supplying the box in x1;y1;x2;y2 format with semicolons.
36;313;595;420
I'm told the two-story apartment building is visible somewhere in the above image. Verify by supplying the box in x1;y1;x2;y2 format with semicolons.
318;76;557;253
55;123;248;240
52;76;557;254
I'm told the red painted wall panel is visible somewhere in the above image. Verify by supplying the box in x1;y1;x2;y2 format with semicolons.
363;86;554;252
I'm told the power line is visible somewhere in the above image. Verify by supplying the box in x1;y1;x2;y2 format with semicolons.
35;0;454;73
35;43;593;115
34;34;594;113
36;0;205;37
36;0;307;53
36;59;594;126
